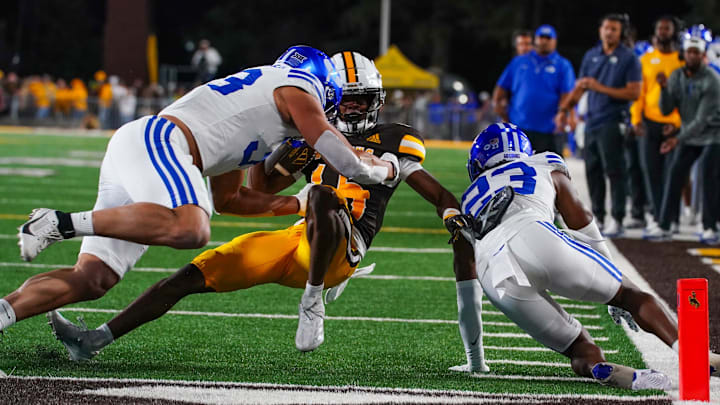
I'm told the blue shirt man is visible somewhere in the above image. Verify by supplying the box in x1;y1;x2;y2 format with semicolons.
493;24;575;154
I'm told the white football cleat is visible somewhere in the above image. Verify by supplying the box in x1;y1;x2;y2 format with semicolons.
631;369;672;391
47;311;99;361
602;218;624;238
18;208;63;262
700;229;719;245
295;295;325;352
449;363;490;373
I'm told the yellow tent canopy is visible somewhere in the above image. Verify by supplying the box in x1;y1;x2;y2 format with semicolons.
374;45;439;89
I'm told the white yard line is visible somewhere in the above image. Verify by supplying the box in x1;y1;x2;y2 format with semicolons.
485;345;617;354
485;359;570;368
57;307;608;341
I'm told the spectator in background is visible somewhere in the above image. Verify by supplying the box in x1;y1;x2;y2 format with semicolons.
28;74;55;120
4;72;20;121
493;24;575;154
54;79;72;117
192;39;222;83
512;29;533;56
644;31;720;244
70;78;88;122
93;70;112;129
556;14;641;237
630;16;684;231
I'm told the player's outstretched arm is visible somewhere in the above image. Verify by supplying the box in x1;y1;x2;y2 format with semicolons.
405;168;489;373
274;86;397;184
210;170;300;217
247;161;299;195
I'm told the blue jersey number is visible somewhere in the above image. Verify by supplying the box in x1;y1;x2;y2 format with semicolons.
463;161;537;216
208;68;263;95
237;141;270;167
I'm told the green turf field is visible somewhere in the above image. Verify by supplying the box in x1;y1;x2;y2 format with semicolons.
0;130;662;398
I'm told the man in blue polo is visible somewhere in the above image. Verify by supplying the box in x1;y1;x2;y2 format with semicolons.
556;14;641;237
491;24;575;154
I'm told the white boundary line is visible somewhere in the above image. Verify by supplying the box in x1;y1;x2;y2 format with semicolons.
2;375;668;402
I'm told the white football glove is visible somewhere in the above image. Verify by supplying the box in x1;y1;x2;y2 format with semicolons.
293;183;314;217
608;305;639;332
449;362;490;373
379;152;401;188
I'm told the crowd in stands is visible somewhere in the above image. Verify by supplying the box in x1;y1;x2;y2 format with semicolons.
0;69;185;130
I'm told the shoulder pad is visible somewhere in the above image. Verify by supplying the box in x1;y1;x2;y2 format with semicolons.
364;123;426;163
532;152;570;178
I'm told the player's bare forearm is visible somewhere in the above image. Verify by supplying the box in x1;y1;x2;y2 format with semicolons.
405;169;461;217
247;162;297;194
552;171;593;229
218;186;299;217
211;170;298;217
452;235;477;281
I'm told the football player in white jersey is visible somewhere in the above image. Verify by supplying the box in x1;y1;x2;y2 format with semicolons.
44;51;485;363
447;123;720;390
0;46;399;337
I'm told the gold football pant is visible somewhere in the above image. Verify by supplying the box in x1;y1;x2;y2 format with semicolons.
192;222;357;292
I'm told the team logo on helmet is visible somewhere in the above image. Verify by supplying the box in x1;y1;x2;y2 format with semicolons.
325;86;336;103
484;137;500;151
288;51;308;67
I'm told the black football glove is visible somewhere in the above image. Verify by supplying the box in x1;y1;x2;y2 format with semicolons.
444;213;476;244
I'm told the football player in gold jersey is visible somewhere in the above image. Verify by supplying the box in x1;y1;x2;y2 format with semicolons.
47;52;487;372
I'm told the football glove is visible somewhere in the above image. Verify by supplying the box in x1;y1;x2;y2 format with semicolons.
608;306;639;332
444;211;475;244
473;186;514;239
264;139;316;176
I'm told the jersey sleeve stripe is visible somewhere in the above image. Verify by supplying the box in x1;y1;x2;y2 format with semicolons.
399;135;426;162
287;74;324;103
547;159;564;164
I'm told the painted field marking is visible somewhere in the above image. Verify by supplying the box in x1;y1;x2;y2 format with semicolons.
57;307;608;340
0;157;102;167
485;345;615;353
3;375;669;403
0;168;55;177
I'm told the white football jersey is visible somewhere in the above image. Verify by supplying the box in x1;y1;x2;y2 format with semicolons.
461;152;568;224
160;65;326;177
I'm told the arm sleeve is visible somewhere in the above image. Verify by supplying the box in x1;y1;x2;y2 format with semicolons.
625;55;642;83
676;74;720;141
398;157;423;181
313;130;389;184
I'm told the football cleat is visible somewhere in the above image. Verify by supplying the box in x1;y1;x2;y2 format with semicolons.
631;369;672;391
295;295;325;352
608;306;639;332
18;208;64;262
643;223;672;242
449;363;490;373
47;311;100;361
700;229;719;245
601;218;624;238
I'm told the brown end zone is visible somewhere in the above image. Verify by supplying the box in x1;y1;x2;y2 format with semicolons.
613;238;720;351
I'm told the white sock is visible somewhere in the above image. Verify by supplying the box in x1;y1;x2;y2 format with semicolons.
302;282;324;305
92;323;115;348
672;340;679;353
456;279;486;369
0;299;17;332
70;211;95;236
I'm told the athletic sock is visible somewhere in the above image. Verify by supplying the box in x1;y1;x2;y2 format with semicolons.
672;340;679;353
70;211;95;237
301;282;324;306
592;362;635;389
710;352;720;376
89;323;115;350
456;279;487;370
0;299;17;332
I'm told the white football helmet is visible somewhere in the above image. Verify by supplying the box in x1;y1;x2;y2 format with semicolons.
331;51;386;135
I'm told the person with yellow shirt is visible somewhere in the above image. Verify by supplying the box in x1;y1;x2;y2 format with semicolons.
70;78;88;121
630;16;683;227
